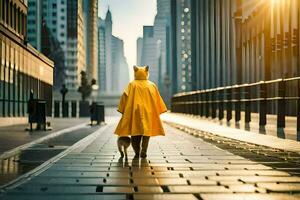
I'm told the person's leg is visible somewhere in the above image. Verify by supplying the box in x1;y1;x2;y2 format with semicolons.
131;135;142;157
141;136;150;158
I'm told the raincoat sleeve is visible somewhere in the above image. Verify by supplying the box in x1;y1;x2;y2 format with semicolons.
117;84;130;114
156;87;167;114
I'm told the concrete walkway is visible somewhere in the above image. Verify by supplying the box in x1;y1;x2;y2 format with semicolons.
1;116;300;199
161;113;300;153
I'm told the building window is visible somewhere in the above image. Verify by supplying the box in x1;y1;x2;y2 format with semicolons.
52;12;57;17
52;3;57;8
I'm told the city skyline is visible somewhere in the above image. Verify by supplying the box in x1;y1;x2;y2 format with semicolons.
99;0;157;80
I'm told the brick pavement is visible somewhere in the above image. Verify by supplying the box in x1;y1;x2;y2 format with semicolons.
1;117;300;200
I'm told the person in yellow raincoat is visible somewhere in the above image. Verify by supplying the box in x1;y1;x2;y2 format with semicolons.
115;65;167;158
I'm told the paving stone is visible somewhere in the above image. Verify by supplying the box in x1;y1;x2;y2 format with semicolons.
216;170;290;176
133;178;159;185
0;194;127;200
228;184;266;193
187;179;217;185
200;194;300;200
168;185;231;193
102;186;133;193
39;171;107;178
29;177;103;185
103;178;131;185
241;176;300;183
157;178;188;185
134;194;198;200
136;186;163;193
10;185;97;194
257;183;300;192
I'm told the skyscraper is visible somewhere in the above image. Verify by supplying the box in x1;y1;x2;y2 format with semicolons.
27;0;43;50
83;0;98;82
171;0;192;93
136;37;143;65
98;9;129;94
137;0;172;105
27;0;98;92
140;26;157;83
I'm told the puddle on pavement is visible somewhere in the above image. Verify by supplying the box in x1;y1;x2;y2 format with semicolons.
0;125;99;186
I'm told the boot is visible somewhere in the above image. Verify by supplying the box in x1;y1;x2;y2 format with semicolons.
131;135;142;158
141;136;150;158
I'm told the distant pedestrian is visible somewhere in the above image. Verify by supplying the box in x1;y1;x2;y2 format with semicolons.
115;65;167;158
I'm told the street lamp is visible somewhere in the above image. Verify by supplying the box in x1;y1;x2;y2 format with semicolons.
91;84;99;103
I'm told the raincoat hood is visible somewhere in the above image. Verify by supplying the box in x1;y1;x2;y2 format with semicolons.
115;66;167;137
134;66;149;80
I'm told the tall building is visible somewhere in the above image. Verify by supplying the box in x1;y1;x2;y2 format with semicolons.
27;0;98;92
0;0;54;124
136;37;143;65
153;0;171;104
137;0;172;106
98;9;129;94
66;0;85;91
139;26;157;83
27;0;43;50
83;0;98;82
170;0;192;93
98;18;106;91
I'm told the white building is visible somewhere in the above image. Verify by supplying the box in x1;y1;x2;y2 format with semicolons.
98;9;129;94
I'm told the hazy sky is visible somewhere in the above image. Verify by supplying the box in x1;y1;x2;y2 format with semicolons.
98;0;157;80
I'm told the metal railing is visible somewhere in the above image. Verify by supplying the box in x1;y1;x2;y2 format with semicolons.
171;77;300;140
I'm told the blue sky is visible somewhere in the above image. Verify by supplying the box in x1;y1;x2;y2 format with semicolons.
98;0;157;79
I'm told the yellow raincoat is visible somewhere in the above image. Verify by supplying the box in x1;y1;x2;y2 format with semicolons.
115;66;167;137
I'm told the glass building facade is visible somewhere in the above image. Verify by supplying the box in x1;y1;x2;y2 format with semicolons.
0;0;53;117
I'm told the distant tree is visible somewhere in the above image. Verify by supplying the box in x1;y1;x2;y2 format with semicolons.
78;71;92;101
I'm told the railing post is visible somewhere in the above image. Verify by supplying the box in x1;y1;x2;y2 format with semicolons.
235;87;241;122
245;86;251;123
259;82;267;127
297;80;300;141
194;93;198;115
226;88;232;122
211;90;216;119
189;94;193;114
277;80;286;138
184;96;187;114
200;92;204;117
218;89;224;120
196;92;201;116
205;91;209;118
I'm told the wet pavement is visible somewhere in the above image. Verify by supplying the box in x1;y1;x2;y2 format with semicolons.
1;116;300;199
0;118;89;155
0;125;99;186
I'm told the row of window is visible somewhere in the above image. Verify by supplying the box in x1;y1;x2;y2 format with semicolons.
0;34;53;117
0;0;27;38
